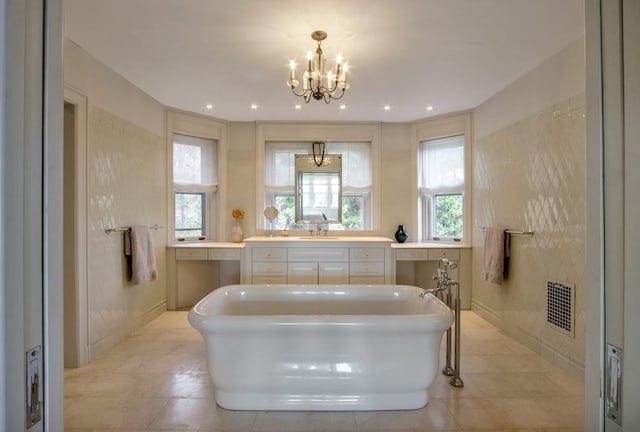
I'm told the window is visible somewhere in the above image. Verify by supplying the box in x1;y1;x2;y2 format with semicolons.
264;141;372;230
173;133;217;239
418;135;465;240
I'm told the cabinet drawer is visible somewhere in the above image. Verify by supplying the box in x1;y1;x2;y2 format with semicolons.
350;247;385;262
350;261;385;276
428;248;460;260
175;248;208;260
208;248;241;260
252;261;287;276
253;247;287;261
288;247;348;262
252;276;287;284
395;249;430;260
350;276;385;285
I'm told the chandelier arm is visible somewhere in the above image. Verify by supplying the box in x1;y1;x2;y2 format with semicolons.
328;89;346;101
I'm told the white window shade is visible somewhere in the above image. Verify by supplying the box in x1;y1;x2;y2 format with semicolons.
330;142;371;189
265;141;371;189
173;133;218;191
265;142;309;188
418;135;464;193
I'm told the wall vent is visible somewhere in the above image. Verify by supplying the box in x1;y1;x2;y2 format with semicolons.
546;281;575;337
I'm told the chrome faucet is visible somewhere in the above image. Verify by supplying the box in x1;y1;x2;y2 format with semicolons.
420;258;458;297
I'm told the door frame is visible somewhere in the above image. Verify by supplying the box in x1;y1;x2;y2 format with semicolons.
63;87;89;367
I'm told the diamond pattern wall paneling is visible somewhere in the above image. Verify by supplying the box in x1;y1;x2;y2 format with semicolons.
87;105;167;357
472;93;586;372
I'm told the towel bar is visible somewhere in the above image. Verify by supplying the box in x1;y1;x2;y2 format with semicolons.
105;224;162;234
478;227;534;237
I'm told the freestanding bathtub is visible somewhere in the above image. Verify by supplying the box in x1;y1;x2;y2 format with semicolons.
188;284;453;411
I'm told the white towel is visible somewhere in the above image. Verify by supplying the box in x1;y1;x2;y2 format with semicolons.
482;227;507;285
124;225;158;284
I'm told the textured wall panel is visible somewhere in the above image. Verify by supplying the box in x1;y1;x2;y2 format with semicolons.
87;105;167;356
472;94;586;372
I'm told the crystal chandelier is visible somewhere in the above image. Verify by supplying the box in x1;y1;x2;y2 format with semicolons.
287;31;349;103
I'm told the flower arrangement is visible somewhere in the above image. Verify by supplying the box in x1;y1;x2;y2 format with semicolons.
232;209;245;220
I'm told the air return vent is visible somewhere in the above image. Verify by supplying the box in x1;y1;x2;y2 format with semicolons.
546;281;575;337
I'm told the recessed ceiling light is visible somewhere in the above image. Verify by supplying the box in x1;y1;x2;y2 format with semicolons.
205;104;213;110
426;105;434;111
250;104;258;110
340;105;346;110
384;105;391;111
295;104;302;110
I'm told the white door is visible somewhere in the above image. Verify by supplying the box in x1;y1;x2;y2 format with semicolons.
589;0;640;429
0;0;63;430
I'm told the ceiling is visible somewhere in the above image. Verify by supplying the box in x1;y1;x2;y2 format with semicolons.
63;0;584;123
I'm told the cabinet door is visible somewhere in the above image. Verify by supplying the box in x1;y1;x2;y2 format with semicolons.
319;262;350;284
287;262;318;284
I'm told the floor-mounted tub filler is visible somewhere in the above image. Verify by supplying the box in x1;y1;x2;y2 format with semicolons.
188;284;453;411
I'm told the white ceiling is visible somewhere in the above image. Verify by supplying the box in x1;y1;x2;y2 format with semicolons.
63;0;584;122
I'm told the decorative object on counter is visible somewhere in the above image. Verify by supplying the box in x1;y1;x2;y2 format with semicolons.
231;208;245;243
394;225;408;243
263;206;279;237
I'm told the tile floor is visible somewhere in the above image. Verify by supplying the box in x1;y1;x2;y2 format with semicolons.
64;311;584;431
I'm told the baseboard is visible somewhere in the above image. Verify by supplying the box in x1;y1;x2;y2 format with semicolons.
471;299;584;377
135;300;167;329
87;301;167;364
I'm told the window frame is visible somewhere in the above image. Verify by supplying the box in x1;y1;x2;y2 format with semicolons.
174;191;206;238
264;142;372;231
411;113;471;243
256;123;381;236
167;111;227;243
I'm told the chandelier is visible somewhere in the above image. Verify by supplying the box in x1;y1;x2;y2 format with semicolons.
287;31;349;103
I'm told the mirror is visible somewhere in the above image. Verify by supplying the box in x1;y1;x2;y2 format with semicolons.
295;154;342;224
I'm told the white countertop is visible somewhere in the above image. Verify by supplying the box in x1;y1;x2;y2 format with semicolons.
168;239;470;248
169;241;245;248
243;236;394;243
391;241;471;249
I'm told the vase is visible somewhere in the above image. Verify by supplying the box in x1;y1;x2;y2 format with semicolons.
231;220;243;243
394;225;408;243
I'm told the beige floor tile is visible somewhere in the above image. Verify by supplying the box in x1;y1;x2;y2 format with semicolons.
64;396;169;430
444;398;514;430
252;411;358;432
461;373;566;398
148;398;256;431
354;400;460;431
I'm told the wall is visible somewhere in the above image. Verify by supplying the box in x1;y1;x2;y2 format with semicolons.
471;38;586;374
64;39;167;359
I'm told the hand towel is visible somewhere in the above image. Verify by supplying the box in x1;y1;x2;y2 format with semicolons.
124;225;158;284
482;227;507;285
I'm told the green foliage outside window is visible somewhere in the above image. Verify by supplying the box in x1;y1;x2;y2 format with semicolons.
434;194;463;238
175;192;204;238
273;195;363;230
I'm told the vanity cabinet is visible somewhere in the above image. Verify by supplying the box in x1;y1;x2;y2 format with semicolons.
349;247;385;284
251;247;288;284
244;237;393;284
392;242;471;309
287;247;350;284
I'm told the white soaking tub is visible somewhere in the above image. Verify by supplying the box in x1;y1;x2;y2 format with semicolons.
188;284;453;411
